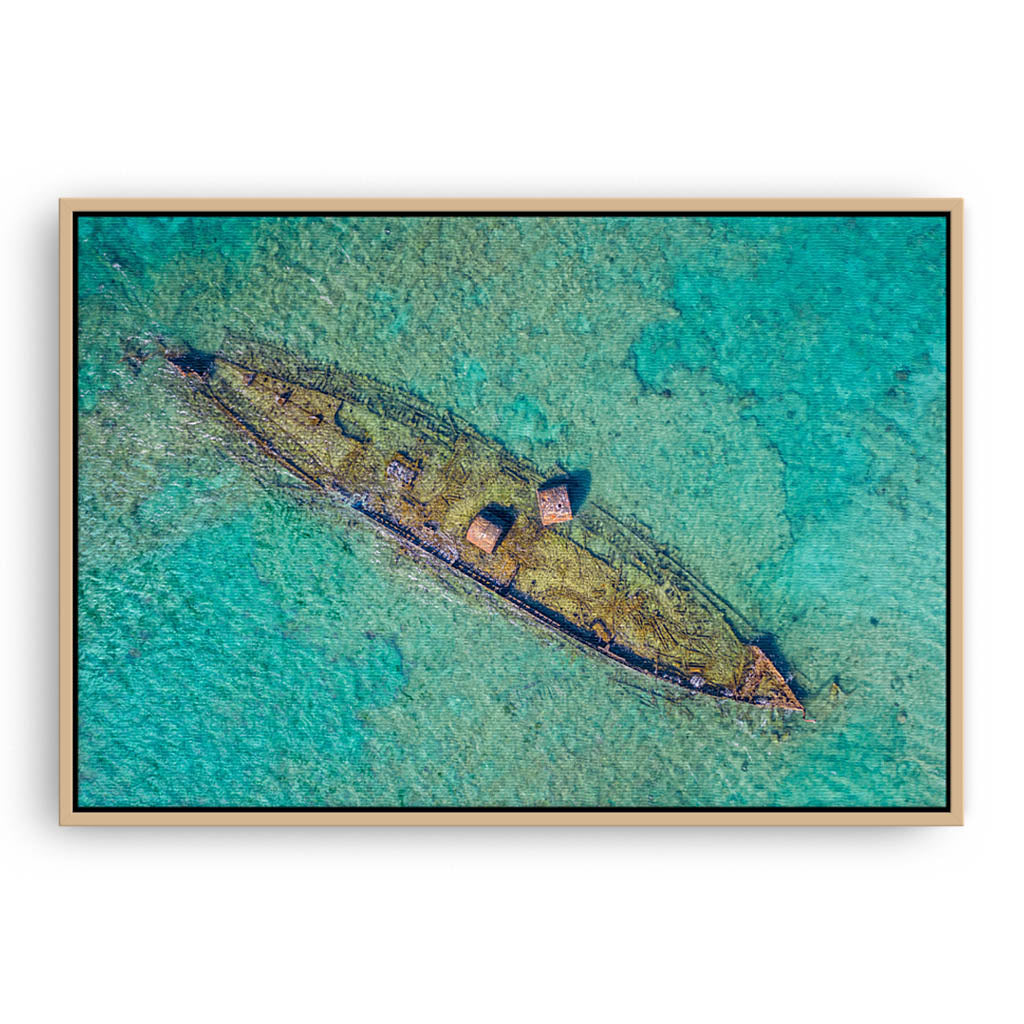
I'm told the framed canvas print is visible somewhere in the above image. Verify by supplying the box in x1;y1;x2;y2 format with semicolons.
59;199;963;824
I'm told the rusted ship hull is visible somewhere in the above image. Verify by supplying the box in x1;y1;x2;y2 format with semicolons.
166;347;804;715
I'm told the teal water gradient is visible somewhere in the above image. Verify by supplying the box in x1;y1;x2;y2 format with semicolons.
76;215;947;807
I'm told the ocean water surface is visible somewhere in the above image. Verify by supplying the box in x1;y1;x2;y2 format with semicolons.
75;213;948;807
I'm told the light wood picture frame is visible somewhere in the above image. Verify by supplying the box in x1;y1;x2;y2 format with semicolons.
60;198;963;825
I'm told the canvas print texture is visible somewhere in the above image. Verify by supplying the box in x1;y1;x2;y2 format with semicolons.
75;214;948;808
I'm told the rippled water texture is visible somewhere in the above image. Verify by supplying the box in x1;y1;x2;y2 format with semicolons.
76;214;948;807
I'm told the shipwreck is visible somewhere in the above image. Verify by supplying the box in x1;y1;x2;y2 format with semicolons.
164;344;804;715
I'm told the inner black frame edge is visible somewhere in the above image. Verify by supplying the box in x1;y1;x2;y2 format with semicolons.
71;209;953;814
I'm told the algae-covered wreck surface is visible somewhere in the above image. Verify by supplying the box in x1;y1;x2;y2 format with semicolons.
166;344;804;714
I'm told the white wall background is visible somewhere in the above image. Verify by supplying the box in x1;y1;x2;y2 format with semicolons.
2;1;1018;1021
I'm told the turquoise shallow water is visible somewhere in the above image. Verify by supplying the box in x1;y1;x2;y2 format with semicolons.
75;214;948;807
